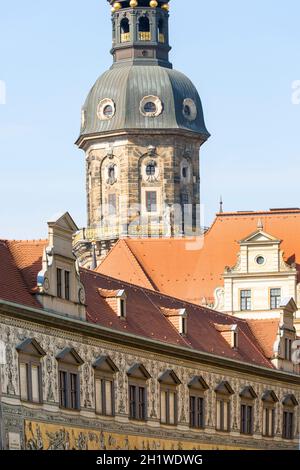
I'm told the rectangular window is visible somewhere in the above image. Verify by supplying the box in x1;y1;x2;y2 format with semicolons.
240;290;251;311
190;395;205;429
129;385;146;421
95;379;113;416
64;271;70;301
108;194;117;216
146;191;157;213
160;389;177;425
283;411;294;440
241;404;253;435
57;268;62;298
263;408;275;437
216;399;230;432
19;361;41;403
270;288;281;310
59;370;79;410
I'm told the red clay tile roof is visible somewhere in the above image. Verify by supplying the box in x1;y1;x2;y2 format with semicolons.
0;240;43;308
97;209;300;304
0;235;278;369
247;319;280;359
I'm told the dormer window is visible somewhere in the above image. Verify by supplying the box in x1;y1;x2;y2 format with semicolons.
98;288;127;319
161;307;188;336
56;268;71;301
139;16;151;41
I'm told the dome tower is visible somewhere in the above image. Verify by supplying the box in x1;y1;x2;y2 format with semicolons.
75;0;210;267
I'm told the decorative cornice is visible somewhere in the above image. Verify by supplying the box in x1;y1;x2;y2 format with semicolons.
0;299;300;385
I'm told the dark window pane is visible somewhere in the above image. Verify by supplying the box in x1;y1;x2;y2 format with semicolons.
146;191;157;212
64;271;70;301
57;268;62;298
144;102;157;114
59;371;67;408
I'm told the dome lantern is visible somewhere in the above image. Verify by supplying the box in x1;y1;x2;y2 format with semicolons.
107;0;172;69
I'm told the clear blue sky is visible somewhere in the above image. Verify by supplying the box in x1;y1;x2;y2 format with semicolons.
0;0;299;239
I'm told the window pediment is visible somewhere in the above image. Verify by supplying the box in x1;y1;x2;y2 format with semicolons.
262;390;279;404
56;347;84;365
239;386;257;400
127;363;151;380
16;338;46;357
188;376;209;391
158;369;181;385
215;381;234;396
93;355;119;373
282;394;298;407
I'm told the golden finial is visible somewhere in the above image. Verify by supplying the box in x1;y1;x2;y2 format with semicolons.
113;2;122;10
130;0;138;7
161;3;170;11
150;0;158;7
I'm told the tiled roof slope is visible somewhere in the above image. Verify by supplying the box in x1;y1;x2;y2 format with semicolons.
97;209;300;304
0;237;277;369
0;240;44;308
81;269;273;368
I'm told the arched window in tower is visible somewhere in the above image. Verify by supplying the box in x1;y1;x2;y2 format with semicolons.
158;19;165;43
120;18;130;43
139;16;151;41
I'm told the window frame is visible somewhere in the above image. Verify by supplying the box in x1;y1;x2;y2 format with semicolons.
145;190;158;213
57;268;62;298
240;403;254;435
189;393;205;429
18;354;43;404
160;385;178;426
216;397;231;432
58;365;80;411
128;381;147;422
240;289;251;311
270;288;281;310
282;409;294;440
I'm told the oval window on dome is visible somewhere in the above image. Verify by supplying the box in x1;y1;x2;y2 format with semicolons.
182;98;197;121
144;102;157;114
140;95;163;117
97;98;115;121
